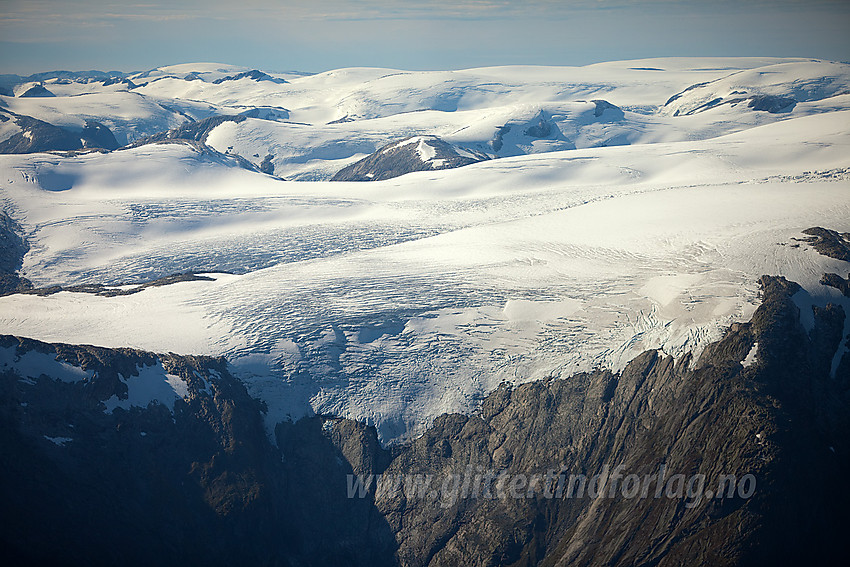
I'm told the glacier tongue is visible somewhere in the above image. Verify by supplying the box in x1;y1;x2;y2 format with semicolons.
1;59;849;443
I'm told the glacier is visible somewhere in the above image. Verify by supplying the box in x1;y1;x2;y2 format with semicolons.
1;57;849;442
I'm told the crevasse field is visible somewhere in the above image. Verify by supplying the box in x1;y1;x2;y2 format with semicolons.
1;57;849;442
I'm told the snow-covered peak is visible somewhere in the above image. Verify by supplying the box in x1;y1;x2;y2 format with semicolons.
661;60;850;116
130;62;253;82
331;135;489;181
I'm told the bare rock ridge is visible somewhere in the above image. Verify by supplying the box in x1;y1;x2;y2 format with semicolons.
797;226;850;262
212;69;288;84
2;274;849;566
133;114;247;145
12;272;216;298
0;71;129;93
0;110;119;153
0;212;33;296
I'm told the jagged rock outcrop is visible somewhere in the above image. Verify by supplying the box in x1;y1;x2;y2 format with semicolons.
0;337;397;567
489;110;581;155
524;114;552;138
10;271;215;298
2;275;848;565
798;226;850;262
102;76;137;88
331;136;489;181
747;94;796;113
821;272;850;297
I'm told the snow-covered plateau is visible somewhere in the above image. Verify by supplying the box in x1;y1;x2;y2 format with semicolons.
1;58;848;442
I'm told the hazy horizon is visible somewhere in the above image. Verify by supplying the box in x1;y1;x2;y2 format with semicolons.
1;0;849;75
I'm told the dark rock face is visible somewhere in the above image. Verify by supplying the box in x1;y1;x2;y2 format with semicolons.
328;115;355;124
491;124;511;152
101;76;137;88
18;84;55;97
0;112;83;153
2;275;849;565
524;115;552;138
81;119;120;150
0;273;33;295
664;81;711;106
0;111;121;153
11;271;216;298
331;136;489;182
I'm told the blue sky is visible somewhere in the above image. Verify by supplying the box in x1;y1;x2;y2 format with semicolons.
1;0;848;74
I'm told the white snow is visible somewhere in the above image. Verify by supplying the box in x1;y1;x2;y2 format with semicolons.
742;343;759;368
416;138;436;162
102;363;190;414
0;117;22;144
1;58;849;442
0;346;92;383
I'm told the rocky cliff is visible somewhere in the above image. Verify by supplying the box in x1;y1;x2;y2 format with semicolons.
1;274;848;566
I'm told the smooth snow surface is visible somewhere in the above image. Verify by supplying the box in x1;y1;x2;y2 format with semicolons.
742;343;759;368
102;363;189;414
1;58;849;442
0;346;92;383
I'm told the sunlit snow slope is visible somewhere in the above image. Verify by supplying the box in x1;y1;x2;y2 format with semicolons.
1;58;849;442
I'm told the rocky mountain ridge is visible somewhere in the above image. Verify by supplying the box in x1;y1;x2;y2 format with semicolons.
331;135;490;182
